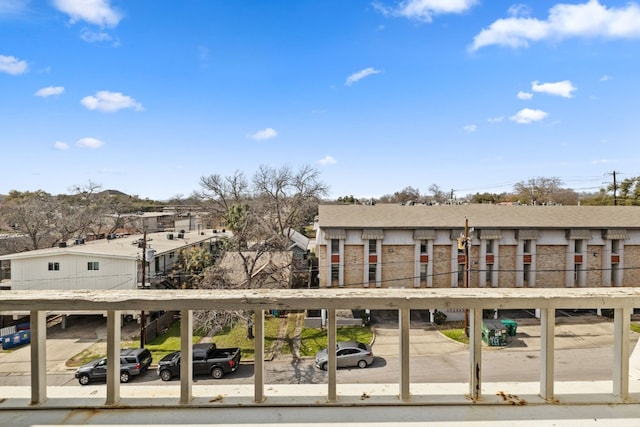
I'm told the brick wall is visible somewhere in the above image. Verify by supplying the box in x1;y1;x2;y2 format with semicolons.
433;245;453;288
535;245;566;288
381;245;414;288
624;246;640;286
344;245;364;287
586;245;603;287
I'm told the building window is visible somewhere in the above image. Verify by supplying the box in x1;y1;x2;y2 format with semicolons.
420;264;427;283
169;252;175;259
523;263;531;286
368;239;377;254
486;264;493;285
368;264;377;284
485;240;494;254
523;240;532;254
611;263;620;286
575;240;583;253
420;240;427;254
574;264;580;285
331;264;339;283
611;240;620;254
331;239;339;254
48;262;60;271
87;261;100;271
457;263;465;285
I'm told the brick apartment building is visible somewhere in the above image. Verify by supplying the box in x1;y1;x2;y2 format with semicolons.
316;204;640;291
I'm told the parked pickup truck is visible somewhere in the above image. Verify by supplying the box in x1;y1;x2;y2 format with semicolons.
156;343;241;381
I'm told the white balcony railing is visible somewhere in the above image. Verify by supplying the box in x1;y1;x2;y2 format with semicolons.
1;287;640;424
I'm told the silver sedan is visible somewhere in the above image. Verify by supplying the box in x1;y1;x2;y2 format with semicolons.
315;341;374;370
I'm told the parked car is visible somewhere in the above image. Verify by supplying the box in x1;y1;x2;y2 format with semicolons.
75;348;152;385
156;343;241;381
315;341;374;370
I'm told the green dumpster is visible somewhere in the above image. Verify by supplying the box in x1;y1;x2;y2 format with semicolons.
501;319;518;337
482;320;507;346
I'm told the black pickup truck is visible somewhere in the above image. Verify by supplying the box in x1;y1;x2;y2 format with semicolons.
156;343;241;381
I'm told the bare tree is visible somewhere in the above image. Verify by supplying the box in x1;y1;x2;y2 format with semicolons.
513;177;569;205
0;190;62;250
194;165;328;335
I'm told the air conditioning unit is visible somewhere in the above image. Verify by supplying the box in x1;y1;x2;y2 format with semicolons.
167;233;174;240
177;233;184;239
59;242;67;248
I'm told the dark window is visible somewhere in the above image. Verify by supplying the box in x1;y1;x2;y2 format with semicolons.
486;264;493;285
485;240;494;254
523;263;531;286
88;261;99;271
523;239;532;253
420;264;427;282
368;239;377;254
331;239;339;254
48;262;60;271
420;240;427;254
368;264;377;283
331;264;339;281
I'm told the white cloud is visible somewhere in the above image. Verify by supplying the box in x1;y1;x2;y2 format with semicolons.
508;4;532;18
345;67;381;86
510;108;548;124
54;141;69;150
531;80;577;98
0;54;28;75
600;74;612;81
463;124;477;132
76;137;104;148
488;116;504;123
80;28;113;43
517;91;533;100
374;0;478;22
470;0;640;51
81;91;143;112
0;0;29;15
35;86;65;97
250;128;278;141
319;155;337;165
53;0;122;27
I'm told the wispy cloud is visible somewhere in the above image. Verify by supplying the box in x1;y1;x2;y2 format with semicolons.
517;91;533;100
510;108;548;124
463;124;477;133
80;28;115;44
35;86;65;97
600;74;612;82
54;141;69;150
76;137;104;148
319;155;337;165
249;128;278;141
470;0;640;51
52;0;122;27
81;91;143;112
488;116;504;123
532;80;576;98
0;54;28;75
0;0;30;16
345;67;381;86
374;0;478;22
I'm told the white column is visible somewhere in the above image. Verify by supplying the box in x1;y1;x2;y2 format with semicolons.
540;308;555;400
254;309;265;403
427;240;434;288
414;242;420;288
180;309;193;404
363;242;369;287
30;310;47;405
613;308;630;399
479;240;487;288
326;243;332;288
399;309;410;401
338;240;345;287
327;308;337;402
515;240;524;287
617;244;625;287
376;239;382;287
451;244;459;288
602;241;612;286
469;308;482;401
106;310;121;405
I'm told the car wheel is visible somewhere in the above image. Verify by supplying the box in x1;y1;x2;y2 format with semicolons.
357;360;368;369
211;367;224;379
321;362;327;371
159;369;172;381
78;374;90;385
120;371;130;383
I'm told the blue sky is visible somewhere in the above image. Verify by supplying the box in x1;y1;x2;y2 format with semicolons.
2;0;640;200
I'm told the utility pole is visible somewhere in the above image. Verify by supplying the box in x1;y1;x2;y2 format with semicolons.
608;171;620;205
461;218;470;336
140;231;147;348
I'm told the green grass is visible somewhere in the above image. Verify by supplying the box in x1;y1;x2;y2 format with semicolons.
435;321;469;345
142;322;204;361
208;316;284;360
631;323;640;334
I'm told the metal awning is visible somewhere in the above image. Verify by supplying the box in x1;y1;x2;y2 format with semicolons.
602;229;629;240
517;229;540;240
413;229;436;240
478;229;501;240
567;229;592;240
323;228;346;240
362;229;384;240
